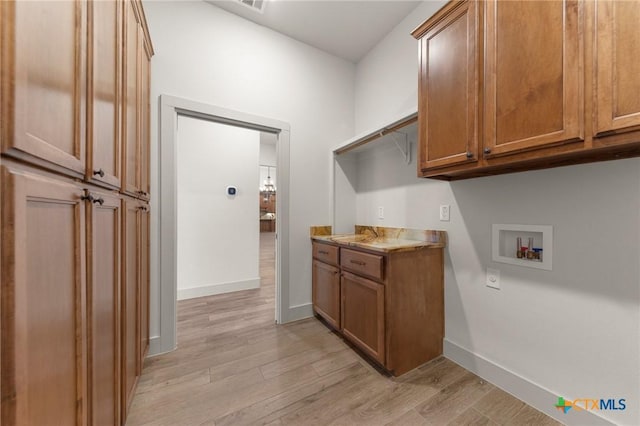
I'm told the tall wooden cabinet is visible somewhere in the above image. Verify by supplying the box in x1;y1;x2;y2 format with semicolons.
0;1;153;425
413;0;640;180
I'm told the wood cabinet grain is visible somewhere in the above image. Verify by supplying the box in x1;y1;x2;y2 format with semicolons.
484;0;583;157
87;0;121;189
413;0;640;180
594;0;640;137
1;1;153;424
341;271;385;365
311;239;444;376
416;0;479;170
1;0;86;177
1;166;88;425
87;189;122;426
312;259;341;329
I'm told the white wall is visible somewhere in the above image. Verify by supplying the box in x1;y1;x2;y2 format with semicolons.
145;0;355;335
260;133;277;166
352;2;640;425
176;116;260;300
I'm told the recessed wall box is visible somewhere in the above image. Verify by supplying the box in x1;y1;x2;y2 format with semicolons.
492;224;552;271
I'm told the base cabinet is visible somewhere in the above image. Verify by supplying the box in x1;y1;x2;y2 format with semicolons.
311;240;444;376
312;260;341;329
341;272;385;365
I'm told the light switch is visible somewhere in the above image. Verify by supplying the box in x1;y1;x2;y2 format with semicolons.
486;268;500;290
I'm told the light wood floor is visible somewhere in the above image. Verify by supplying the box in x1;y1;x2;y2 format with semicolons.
127;232;562;426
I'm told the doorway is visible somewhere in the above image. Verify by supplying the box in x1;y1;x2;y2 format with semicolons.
154;95;290;355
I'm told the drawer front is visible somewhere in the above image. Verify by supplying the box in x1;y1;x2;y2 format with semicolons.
341;249;384;281
312;242;339;265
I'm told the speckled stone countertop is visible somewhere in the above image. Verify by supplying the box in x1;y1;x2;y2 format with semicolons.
310;225;447;253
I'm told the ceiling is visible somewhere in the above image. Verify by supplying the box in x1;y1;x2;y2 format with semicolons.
205;0;422;63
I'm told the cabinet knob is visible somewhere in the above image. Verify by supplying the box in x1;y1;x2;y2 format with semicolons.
81;194;95;203
92;197;104;206
93;169;105;178
466;151;473;159
483;147;492;155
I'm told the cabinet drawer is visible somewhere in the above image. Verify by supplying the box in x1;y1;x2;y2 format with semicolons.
312;242;339;266
341;248;384;281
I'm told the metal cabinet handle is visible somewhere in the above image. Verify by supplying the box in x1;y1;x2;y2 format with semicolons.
93;197;104;205
483;147;492;155
138;206;149;212
81;194;95;202
466;151;474;159
318;250;329;255
350;260;366;266
93;169;105;177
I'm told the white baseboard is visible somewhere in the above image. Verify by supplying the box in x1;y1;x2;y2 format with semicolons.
148;335;174;357
177;278;260;301
443;339;614;426
282;303;313;323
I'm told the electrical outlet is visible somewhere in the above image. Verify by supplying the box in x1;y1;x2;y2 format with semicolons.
439;205;450;221
486;268;500;290
378;206;384;220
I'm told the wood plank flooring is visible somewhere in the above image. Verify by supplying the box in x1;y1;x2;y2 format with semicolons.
127;233;562;426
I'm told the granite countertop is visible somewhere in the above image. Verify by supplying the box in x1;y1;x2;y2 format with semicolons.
310;225;447;253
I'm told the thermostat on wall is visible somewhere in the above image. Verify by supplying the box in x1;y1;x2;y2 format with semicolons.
226;186;237;196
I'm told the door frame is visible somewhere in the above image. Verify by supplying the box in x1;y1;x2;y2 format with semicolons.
152;94;290;355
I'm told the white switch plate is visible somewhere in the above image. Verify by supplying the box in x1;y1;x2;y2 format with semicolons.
377;206;384;219
486;267;500;290
439;205;450;221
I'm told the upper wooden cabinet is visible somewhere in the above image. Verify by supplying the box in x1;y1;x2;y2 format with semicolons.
415;0;479;170
87;0;122;189
413;0;640;180
1;0;87;177
140;37;152;200
594;0;640;137
483;0;583;157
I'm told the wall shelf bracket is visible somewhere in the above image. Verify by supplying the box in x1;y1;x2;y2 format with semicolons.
389;131;411;164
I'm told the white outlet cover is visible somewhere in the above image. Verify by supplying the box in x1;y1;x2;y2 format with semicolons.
439;205;450;221
377;206;384;219
486;267;500;290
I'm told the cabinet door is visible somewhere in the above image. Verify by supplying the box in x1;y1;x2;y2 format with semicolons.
139;203;150;361
121;196;140;417
87;190;121;426
122;1;141;197
1;166;87;425
484;0;583;157
312;260;340;329
594;0;640;136
2;0;86;176
87;0;121;188
341;272;385;365
139;37;151;200
416;0;479;170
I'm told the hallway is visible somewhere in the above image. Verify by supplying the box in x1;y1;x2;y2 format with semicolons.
127;233;561;426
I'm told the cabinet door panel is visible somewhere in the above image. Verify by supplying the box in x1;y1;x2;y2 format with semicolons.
594;0;640;135
4;0;86;175
122;1;140;196
139;203;150;360
341;272;384;365
1;166;87;425
312;260;340;329
87;0;121;188
418;0;478;170
484;0;583;156
139;37;151;200
122;197;140;417
87;191;121;426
